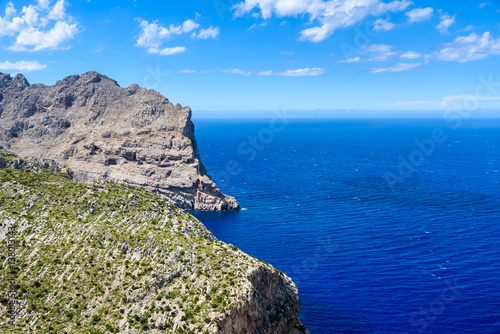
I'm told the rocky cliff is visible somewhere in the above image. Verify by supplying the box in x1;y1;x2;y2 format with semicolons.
0;71;239;211
0;153;309;333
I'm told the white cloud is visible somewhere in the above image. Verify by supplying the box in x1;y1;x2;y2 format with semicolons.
433;32;500;62
369;62;422;73
364;44;392;53
182;19;199;33
281;51;294;56
436;13;455;34
400;51;421;59
258;70;273;76
233;0;413;42
191;67;328;77
248;21;267;31
405;7;433;23
177;69;215;74
479;3;489;9
338;44;399;62
458;25;473;32
147;46;186;56
340;56;362;63
373;18;395;31
48;0;65;20
257;68;326;76
345;31;500;72
0;0;78;51
279;67;326;76
136;19;199;48
191;26;220;39
136;17;219;54
4;2;16;17
223;68;251;76
10;21;78;51
0;60;46;71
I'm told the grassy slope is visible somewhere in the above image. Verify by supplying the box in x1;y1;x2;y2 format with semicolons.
0;153;281;333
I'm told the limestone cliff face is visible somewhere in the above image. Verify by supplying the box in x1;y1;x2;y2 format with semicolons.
218;267;310;334
0;71;239;211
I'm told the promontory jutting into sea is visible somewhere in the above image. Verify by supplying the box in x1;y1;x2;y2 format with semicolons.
1;0;500;333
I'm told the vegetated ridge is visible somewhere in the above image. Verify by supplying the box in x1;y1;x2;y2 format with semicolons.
0;152;309;333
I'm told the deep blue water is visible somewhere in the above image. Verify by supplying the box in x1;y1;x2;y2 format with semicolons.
190;118;500;334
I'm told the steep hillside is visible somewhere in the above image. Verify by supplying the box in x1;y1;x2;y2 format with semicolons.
0;153;308;333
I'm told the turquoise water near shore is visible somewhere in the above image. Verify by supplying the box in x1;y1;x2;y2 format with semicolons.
191;118;500;334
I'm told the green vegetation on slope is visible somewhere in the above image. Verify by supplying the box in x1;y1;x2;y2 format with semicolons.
0;153;276;334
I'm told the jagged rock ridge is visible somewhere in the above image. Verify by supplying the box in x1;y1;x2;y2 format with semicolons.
0;71;239;211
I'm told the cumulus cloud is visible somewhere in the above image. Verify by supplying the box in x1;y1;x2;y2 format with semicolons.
181;19;200;33
433;32;500;62
436;13;455;34
405;7;433;23
233;0;413;42
48;0;65;20
369;62;422;73
0;0;78;51
373;18;395;31
0;60;46;71
136;17;218;55
136;19;199;49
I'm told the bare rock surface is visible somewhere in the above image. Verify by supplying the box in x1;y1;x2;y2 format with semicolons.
0;71;239;211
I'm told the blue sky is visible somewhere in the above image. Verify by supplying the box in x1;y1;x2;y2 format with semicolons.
1;0;500;116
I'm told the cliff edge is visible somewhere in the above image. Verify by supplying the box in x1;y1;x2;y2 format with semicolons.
0;71;239;211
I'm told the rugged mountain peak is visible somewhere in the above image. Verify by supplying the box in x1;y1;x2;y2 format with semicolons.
55;71;120;89
0;73;12;85
0;71;239;211
12;73;29;87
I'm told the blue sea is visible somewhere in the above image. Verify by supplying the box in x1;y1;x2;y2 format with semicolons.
190;118;500;334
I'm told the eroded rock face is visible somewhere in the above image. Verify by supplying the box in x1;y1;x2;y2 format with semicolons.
0;71;239;211
219;267;310;334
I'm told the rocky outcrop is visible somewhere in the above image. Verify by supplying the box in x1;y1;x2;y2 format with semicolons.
219;267;310;334
0;154;308;333
0;71;239;211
